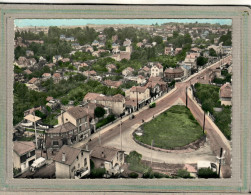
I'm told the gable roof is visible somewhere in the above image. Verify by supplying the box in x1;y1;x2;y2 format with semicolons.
130;86;148;93
13;141;35;156
53;145;81;166
84;92;102;101
104;80;122;88
220;83;232;98
67;106;88;119
91;146;121;162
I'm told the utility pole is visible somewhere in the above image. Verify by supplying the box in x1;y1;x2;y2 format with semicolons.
151;140;154;165
33;112;38;149
120;121;122;151
218;147;223;178
203;111;206;134
136;87;139;111
186;87;188;107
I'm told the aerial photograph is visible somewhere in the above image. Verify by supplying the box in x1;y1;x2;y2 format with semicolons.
13;18;232;179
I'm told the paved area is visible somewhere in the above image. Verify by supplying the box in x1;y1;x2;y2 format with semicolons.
103;124;216;164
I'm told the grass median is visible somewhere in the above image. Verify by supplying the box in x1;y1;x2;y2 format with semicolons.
134;105;203;149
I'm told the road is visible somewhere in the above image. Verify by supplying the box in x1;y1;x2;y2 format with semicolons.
74;55;232;177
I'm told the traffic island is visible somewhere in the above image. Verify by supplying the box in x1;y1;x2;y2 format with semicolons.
133;105;206;152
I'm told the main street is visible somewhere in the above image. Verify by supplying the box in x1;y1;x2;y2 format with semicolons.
74;55;232;177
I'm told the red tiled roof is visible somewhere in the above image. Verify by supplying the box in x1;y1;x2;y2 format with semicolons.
24;69;32;74
46;96;53;101
28;77;38;84
104;80;122;88
53;73;61;78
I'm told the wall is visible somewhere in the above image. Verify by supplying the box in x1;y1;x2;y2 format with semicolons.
55;162;70;178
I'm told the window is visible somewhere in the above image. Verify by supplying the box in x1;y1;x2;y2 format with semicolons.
77;155;79;160
20;155;26;163
84;158;87;166
30;150;35;157
78;163;80;168
66;118;68;121
52;140;59;146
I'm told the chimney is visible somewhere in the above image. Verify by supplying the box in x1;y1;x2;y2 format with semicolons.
62;152;66;162
101;151;105;158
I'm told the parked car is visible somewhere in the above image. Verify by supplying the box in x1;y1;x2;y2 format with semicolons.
30;157;46;172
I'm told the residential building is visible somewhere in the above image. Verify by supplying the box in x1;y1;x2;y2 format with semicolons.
52;73;61;84
91;146;124;176
28;77;39;85
150;63;163;77
26;50;34;57
184;55;197;69
24;69;32;75
122;67;134;77
138;66;150;77
125;86;151;109
137;75;147;85
146;77;167;98
54;145;90;179
13;141;36;173
57;106;91;142
175;48;182;55
220;83;232;106
84;93;125;116
164;67;184;82
106;64;117;73
53;55;62;63
104;80;122;88
164;47;173;55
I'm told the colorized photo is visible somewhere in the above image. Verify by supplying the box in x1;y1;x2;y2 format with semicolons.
12;19;232;179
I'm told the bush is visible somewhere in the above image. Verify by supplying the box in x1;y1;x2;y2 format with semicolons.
89;168;106;178
198;168;219;178
96;115;115;129
94;106;106;118
13;168;21;176
149;102;156;108
153;172;165;178
177;169;192;178
128;172;139;178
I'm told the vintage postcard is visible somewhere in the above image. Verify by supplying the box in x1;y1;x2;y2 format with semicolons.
0;4;251;194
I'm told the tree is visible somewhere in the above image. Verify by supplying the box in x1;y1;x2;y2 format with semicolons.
197;56;208;66
219;31;232;46
177;169;192;178
94;107;106;118
209;48;217;56
198;168;218;178
153;36;163;44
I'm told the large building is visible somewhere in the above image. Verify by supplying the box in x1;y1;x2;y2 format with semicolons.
84;93;125;116
164;67;184;82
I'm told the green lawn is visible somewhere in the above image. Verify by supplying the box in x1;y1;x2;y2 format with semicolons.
135;105;203;149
